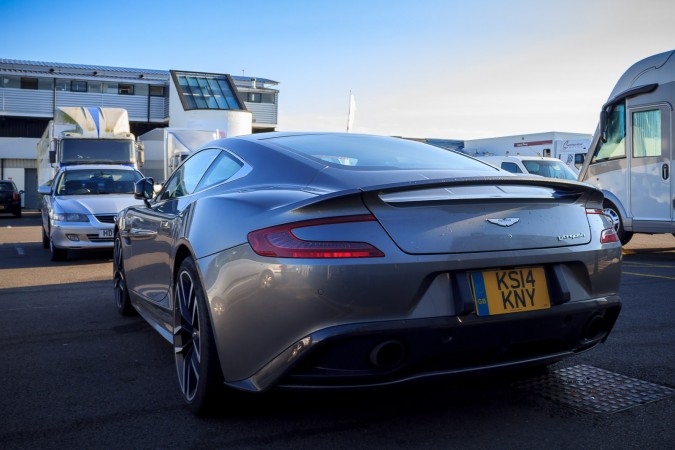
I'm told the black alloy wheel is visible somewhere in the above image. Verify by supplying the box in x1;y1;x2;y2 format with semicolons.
113;234;135;316
173;257;224;415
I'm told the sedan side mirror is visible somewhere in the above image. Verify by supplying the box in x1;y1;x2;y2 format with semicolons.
135;177;155;206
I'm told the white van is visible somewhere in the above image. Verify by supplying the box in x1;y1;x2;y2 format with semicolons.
478;155;579;180
578;50;675;244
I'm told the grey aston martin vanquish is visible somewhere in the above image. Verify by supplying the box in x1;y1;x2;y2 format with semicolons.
113;132;622;414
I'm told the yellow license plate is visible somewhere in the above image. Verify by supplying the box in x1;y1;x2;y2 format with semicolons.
470;267;551;316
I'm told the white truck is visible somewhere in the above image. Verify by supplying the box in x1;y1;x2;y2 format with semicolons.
463;133;591;174
37;107;143;187
137;128;223;183
578;49;675;245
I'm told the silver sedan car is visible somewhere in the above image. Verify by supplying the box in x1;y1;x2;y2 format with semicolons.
39;165;144;261
113;132;622;414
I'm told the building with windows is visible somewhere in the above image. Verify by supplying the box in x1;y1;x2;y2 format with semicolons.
0;59;279;209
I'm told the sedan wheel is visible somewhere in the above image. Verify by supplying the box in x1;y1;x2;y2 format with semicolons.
49;232;67;261
42;228;49;249
173;257;224;415
113;234;135;316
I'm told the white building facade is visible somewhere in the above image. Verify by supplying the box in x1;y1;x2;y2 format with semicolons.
0;59;279;209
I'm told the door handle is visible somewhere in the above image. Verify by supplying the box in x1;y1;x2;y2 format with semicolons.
129;228;158;238
663;163;670;180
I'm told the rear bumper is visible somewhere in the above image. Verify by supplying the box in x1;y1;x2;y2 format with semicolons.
230;295;621;392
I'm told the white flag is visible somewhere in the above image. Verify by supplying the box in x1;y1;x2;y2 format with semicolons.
346;93;356;133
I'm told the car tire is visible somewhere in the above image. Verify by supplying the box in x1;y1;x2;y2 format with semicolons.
13;208;21;218
113;233;136;316
603;201;633;245
49;232;67;261
42;228;49;249
173;256;224;415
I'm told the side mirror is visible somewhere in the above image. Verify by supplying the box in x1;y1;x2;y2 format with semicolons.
599;110;608;143
49;150;56;164
37;185;52;195
135;177;155;199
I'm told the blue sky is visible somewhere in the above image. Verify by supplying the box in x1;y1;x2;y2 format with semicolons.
2;0;674;139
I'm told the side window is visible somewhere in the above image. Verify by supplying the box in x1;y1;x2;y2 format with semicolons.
500;162;522;173
160;149;220;201
591;103;626;163
196;151;244;191
632;109;661;158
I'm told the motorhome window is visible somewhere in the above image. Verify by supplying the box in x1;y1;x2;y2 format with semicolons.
591;103;626;163
118;84;134;95
71;81;87;92
61;140;134;164
20;77;38;90
632;110;661;158
105;83;118;94
150;85;165;97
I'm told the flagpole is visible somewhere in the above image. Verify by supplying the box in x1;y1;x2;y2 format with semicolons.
346;91;355;133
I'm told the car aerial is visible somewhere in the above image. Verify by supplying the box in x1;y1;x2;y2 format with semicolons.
113;132;622;414
477;155;580;180
0;180;23;217
38;165;144;261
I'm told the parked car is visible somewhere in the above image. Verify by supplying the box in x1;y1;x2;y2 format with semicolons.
478;155;580;180
0;180;23;217
38;165;144;261
114;132;622;414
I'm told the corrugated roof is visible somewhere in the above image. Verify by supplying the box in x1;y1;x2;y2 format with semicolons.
0;58;278;85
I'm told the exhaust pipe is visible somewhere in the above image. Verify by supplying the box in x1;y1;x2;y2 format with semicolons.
583;314;605;340
370;340;405;369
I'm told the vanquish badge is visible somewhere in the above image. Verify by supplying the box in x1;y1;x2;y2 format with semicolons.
487;218;520;227
558;233;585;241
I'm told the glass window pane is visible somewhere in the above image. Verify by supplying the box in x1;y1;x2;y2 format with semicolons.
197;78;219;108
197;152;244;190
633;110;661;158
161;149;220;199
88;82;102;93
38;78;54;90
591;103;626;162
187;77;208;108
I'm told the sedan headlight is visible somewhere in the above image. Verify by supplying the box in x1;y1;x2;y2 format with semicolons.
54;212;90;222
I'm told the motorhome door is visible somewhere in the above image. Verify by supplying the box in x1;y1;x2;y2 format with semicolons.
628;104;672;223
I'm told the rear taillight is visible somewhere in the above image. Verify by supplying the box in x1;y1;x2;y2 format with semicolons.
12;192;20;201
586;208;620;244
600;228;620;244
248;215;385;258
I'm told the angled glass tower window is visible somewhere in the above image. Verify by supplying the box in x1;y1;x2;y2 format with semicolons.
170;70;246;111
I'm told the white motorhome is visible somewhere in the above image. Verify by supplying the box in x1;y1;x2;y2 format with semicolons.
37;107;143;187
138;128;224;183
578;50;675;244
463;132;590;174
